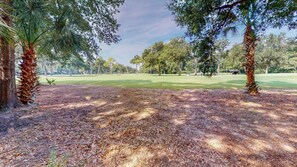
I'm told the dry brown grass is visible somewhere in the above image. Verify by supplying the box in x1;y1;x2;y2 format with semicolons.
0;85;296;166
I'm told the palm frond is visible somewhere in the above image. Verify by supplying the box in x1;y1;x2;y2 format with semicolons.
0;2;14;43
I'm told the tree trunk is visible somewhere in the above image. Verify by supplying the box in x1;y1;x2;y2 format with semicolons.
18;44;38;104
243;24;259;94
178;62;182;76
194;58;198;75
0;2;17;110
136;64;138;74
69;65;72;76
110;63;113;74
158;63;161;76
126;66;129;74
265;65;269;74
50;62;53;76
44;64;48;76
217;55;221;75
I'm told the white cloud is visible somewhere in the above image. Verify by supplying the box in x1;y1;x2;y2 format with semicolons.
99;0;184;66
99;0;297;66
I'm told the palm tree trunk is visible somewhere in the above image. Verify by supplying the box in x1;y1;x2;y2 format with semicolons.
265;65;269;74
0;2;17;110
243;24;259;94
18;43;38;104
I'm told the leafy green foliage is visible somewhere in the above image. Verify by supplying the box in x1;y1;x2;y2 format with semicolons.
46;78;56;85
256;33;287;73
130;55;141;72
194;37;217;76
214;39;229;74
223;44;244;70
140;39;191;75
104;57;116;74
163;38;191;75
130;55;142;65
285;37;297;71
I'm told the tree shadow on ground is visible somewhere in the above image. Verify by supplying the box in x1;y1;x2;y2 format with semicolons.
0;85;296;166
87;88;297;166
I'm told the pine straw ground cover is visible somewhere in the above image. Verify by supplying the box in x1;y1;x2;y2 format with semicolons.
0;85;296;167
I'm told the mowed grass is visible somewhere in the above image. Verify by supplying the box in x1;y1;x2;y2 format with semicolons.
39;73;297;90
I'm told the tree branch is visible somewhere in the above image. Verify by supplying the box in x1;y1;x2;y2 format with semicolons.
215;0;249;10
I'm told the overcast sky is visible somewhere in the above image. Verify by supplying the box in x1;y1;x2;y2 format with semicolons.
99;0;297;66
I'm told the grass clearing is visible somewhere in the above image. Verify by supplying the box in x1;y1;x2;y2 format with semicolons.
39;73;297;90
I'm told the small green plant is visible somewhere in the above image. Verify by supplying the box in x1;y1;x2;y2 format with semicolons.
47;149;68;167
46;78;56;85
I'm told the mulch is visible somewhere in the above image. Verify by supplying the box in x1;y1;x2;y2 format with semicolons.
0;85;296;167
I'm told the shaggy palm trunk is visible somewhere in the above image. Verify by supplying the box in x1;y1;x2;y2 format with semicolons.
0;2;17;110
18;44;38;104
243;24;259;94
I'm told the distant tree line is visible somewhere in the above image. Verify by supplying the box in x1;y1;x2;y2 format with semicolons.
34;56;136;76
132;34;297;75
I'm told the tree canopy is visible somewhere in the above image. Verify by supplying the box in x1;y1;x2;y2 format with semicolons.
9;0;125;104
168;0;296;94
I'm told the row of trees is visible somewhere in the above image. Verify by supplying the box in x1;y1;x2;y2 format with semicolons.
132;34;296;76
0;0;124;109
38;56;136;76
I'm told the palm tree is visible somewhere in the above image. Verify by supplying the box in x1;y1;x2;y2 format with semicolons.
13;0;62;104
13;1;91;104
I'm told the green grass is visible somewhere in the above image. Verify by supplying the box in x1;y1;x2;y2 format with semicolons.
39;73;297;90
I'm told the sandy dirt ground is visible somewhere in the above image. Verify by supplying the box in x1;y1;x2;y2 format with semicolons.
0;85;296;167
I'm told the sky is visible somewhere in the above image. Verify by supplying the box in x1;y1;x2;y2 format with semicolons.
99;0;297;66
